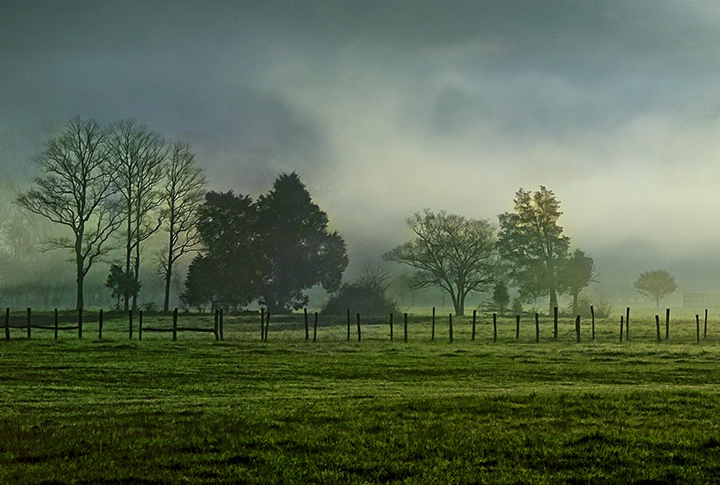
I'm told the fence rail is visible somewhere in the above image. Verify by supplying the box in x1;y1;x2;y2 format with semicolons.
2;305;716;345
4;307;223;341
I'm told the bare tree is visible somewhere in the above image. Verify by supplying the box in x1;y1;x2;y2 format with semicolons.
157;141;207;312
16;117;121;310
384;210;500;316
109;120;167;310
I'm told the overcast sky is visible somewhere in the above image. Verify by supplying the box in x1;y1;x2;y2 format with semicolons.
3;0;720;298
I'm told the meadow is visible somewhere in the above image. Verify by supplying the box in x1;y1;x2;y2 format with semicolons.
2;309;720;483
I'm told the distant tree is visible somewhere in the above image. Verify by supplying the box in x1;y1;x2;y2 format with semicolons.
634;270;677;308
324;260;398;315
106;264;140;310
492;281;510;316
356;259;393;294
157;141;207;312
498;186;570;315
182;191;260;311
384;210;500;316
0;203;43;261
16;117;122;310
256;173;348;312
109;120;167;311
562;249;599;316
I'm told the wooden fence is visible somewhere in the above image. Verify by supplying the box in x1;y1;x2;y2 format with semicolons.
2;305;714;344
4;307;223;341
255;305;713;344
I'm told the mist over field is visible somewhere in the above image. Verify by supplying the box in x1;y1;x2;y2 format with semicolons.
2;0;720;309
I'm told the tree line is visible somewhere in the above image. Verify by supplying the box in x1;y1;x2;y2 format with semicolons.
385;187;680;317
12;117;348;313
384;187;597;317
15;117;208;311
8;117;678;315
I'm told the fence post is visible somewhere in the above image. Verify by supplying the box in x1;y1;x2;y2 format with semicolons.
431;307;436;341
304;308;309;341
54;308;58;340
404;313;408;343
139;310;143;341
313;312;318;342
655;315;661;343
449;314;453;344
704;309;708;339
665;308;670;340
260;308;265;340
99;309;103;340
78;308;83;339
626;307;630;340
534;313;539;343
620;316;624;343
575;315;580;343
591;305;595;341
472;310;477;341
219;309;224;341
346;308;351;341
213;310;219;341
493;313;497;343
4;308;9;341
129;310;133;340
264;311;270;342
389;313;394;341
26;308;31;339
696;314;700;344
172;308;178;341
516;315;520;339
356;313;361;342
553;307;558;340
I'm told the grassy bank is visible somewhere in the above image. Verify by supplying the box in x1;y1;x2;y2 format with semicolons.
2;319;720;483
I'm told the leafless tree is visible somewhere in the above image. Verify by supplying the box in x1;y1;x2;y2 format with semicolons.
109;120;167;310
16;117;121;310
384;210;500;316
157;141;207;312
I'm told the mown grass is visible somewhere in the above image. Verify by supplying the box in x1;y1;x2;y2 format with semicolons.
3;312;720;483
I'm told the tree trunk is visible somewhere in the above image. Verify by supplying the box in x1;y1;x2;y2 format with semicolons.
163;226;174;312
163;263;172;313
454;302;464;317
549;288;558;316
124;199;132;311
572;291;579;316
75;246;85;310
133;239;141;311
450;289;464;317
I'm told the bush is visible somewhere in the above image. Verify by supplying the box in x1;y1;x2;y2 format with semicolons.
571;293;613;319
322;282;399;316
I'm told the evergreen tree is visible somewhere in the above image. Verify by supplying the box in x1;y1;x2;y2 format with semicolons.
257;173;348;312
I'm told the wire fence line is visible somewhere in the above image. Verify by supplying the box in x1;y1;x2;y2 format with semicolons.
3;306;718;345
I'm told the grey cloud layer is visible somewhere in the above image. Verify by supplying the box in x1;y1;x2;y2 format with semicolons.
2;0;720;295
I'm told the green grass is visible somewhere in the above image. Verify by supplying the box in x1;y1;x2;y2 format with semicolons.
3;312;720;483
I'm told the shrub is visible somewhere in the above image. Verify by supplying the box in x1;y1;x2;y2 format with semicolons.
322;282;399;316
571;292;613;319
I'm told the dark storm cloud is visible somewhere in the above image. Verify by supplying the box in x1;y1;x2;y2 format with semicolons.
3;0;720;294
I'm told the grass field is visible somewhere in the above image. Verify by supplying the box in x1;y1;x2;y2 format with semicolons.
2;311;720;483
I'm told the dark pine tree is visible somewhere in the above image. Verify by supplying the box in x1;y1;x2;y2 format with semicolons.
256;173;348;312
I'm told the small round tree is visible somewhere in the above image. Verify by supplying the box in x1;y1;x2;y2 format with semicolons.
634;270;677;308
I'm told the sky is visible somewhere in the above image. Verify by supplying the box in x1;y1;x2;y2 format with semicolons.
2;0;720;303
